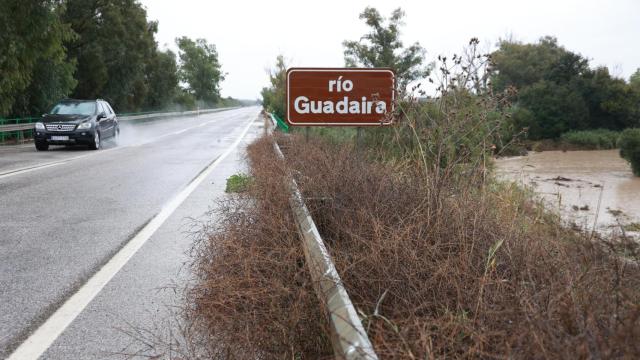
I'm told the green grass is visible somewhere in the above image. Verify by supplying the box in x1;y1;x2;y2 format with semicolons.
306;127;358;143
225;173;253;193
623;223;640;232
560;129;621;149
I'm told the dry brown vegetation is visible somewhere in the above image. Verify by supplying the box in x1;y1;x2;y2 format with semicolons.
186;41;640;358
185;134;332;359
186;132;640;359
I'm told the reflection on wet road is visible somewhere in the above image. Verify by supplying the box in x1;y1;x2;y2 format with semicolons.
0;107;262;358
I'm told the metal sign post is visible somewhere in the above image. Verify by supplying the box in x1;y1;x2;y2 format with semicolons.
356;127;363;150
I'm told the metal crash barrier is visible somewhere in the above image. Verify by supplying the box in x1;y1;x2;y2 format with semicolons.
268;113;378;360
0;107;237;143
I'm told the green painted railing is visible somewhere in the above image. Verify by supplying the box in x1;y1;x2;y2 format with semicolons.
0;107;231;144
270;113;289;133
0;117;39;143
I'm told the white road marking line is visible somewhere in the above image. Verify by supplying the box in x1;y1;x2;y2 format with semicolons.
0;110;245;180
7;117;257;360
126;116;238;147
0;155;91;180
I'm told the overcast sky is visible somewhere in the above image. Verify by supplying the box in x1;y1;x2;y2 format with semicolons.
139;0;640;100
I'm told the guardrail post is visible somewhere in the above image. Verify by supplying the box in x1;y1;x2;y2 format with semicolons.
268;117;378;360
270;113;289;133
17;119;23;143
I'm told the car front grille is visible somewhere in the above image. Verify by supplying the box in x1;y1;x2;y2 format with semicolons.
45;123;76;132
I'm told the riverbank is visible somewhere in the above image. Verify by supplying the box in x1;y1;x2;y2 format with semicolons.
504;129;623;154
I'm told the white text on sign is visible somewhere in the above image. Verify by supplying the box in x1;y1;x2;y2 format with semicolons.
294;76;387;115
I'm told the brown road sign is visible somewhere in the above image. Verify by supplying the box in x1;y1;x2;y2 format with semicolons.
286;68;395;126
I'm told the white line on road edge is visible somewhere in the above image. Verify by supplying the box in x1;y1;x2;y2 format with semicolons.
0;155;92;180
7;117;256;360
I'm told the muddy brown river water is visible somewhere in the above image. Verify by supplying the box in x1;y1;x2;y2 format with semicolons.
495;149;640;236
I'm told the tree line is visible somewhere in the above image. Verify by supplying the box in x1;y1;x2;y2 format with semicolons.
262;7;640;141
0;0;238;118
493;37;640;139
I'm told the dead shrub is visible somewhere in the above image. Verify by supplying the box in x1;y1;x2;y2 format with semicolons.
187;132;639;359
186;39;640;358
185;135;332;359
282;134;640;359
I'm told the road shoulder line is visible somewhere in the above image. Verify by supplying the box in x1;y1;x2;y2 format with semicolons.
6;116;256;360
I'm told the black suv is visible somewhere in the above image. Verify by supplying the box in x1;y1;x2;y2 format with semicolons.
34;99;119;151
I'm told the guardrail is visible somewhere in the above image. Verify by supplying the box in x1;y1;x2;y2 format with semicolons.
268;113;378;360
270;112;289;132
115;107;235;122
0;107;236;142
0;118;40;143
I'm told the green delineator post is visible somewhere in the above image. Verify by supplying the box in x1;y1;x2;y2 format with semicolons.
271;113;289;133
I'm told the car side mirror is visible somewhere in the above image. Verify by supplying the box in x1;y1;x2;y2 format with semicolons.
97;112;106;119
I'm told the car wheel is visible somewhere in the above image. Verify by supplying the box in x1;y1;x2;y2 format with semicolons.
35;141;49;151
114;126;120;144
90;131;100;150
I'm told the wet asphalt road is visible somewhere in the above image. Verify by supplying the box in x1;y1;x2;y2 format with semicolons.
0;106;263;358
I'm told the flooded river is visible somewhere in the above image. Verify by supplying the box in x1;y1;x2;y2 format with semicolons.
495;150;640;235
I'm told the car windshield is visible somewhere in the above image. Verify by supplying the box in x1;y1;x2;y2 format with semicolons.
50;102;96;116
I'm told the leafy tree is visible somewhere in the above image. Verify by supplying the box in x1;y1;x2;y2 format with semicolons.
492;37;562;92
0;0;76;117
630;69;640;91
13;52;78;116
174;90;197;111
629;69;640;126
64;0;158;112
343;7;428;91
176;37;224;106
492;37;586;93
493;38;589;138
516;81;588;138
144;49;179;110
260;55;287;119
581;67;637;129
619;128;640;176
493;36;638;139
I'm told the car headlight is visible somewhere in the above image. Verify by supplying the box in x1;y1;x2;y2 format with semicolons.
77;122;92;130
35;122;45;130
